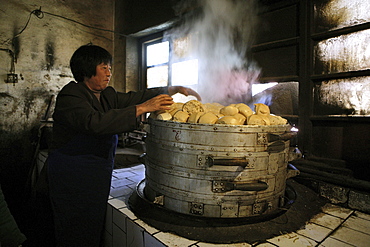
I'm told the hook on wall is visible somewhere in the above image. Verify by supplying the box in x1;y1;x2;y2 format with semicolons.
0;48;18;84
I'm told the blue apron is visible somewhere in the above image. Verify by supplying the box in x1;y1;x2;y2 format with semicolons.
47;133;118;247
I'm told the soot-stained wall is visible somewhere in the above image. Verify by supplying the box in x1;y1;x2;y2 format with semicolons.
0;0;179;216
0;0;114;210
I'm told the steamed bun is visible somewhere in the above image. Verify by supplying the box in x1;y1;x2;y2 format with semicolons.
198;112;218;124
173;110;189;123
182;100;205;115
216;116;240;125
220;105;239;116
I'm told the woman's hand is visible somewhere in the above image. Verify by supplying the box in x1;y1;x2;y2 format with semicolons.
168;86;202;101
136;94;174;117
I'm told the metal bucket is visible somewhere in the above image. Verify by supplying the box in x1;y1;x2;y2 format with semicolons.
143;118;299;218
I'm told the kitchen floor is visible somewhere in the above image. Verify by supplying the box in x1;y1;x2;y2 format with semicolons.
107;156;370;247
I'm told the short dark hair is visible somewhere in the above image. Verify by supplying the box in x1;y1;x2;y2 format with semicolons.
70;44;113;82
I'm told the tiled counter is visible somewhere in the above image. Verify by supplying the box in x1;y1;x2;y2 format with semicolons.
104;165;370;247
36;150;370;247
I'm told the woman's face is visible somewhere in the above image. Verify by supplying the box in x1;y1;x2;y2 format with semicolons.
84;63;112;91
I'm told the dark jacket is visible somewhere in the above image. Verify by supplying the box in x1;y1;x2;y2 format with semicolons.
51;81;167;151
47;81;167;246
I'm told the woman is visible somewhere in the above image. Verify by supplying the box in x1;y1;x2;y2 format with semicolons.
47;44;200;246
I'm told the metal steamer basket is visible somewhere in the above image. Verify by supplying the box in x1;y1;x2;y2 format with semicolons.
142;118;299;219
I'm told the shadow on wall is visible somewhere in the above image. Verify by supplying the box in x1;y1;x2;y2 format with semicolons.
0;91;54;235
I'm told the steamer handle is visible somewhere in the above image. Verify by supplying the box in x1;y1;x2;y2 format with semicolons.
207;156;249;167
233;181;268;191
213;181;268;192
268;132;297;142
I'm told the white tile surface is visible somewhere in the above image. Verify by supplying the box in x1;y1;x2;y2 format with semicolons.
111;178;137;188
342;215;370;235
119;207;138;221
330;226;370;247
126;220;144;247
355;211;370;221
130;164;145;172
143;231;167;247
321;204;353;219
319;237;356;247
253;243;277;247
109;198;128;209
309;212;344;230
196;242;252;246
110;185;134;198
267;232;317;247
113;170;136;180
113;207;127;232
153;231;198;247
296;222;332;242
113;223;127;247
108;165;370;247
134;218;161;235
127;175;145;185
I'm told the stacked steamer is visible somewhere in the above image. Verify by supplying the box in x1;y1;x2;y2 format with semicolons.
151;100;288;126
144;100;299;218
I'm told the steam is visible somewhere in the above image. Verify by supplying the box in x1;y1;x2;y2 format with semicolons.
166;0;261;105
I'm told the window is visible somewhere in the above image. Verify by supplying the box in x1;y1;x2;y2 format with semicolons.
146;41;169;88
142;33;199;103
312;0;370;117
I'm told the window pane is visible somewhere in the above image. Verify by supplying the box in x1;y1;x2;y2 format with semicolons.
171;59;198;86
252;82;278;96
173;36;191;60
314;0;370;33
313;76;370;115
314;30;370;74
147;66;168;88
146;41;169;66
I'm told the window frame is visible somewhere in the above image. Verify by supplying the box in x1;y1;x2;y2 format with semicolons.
139;31;172;91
